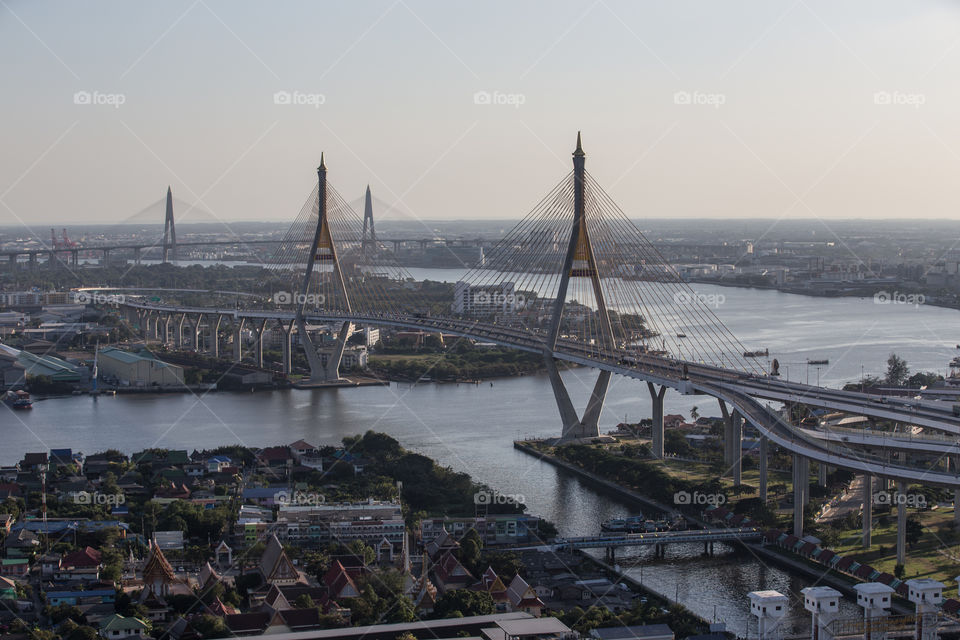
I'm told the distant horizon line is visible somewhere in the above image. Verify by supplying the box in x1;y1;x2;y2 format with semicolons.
5;216;960;228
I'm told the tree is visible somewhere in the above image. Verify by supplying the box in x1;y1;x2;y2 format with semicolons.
905;516;923;547
907;371;943;387
293;594;316;609
894;563;905;579
664;430;691;456
348;539;375;565
690;406;699;422
432;590;494;618
303;551;330;579
885;354;909;386
458;529;483;574
66;627;98;640
190;615;231;639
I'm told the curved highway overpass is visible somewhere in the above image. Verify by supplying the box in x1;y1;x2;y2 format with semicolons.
108;296;960;489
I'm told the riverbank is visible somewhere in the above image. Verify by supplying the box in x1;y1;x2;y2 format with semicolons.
584;554;716;631
513;440;683;520
688;277;960;312
750;545;912;615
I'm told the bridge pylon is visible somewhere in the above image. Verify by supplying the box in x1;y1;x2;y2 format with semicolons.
361;185;377;258
295;154;352;383
547;133;614;441
162;186;177;263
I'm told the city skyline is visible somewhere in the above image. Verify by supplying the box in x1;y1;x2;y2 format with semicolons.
2;0;960;227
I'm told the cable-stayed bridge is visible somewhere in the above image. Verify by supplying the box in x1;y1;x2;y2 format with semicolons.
96;134;960;559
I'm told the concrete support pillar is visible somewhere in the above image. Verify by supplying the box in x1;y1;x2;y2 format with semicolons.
278;320;292;375
254;318;267;368
793;454;804;537
233;318;245;363
176;314;185;348
863;475;873;548
954;455;960;530
160;315;170;344
759;436;768;504
818;464;828;486
210;315;222;358
192;313;203;351
802;457;810;506
718;399;732;469
896;480;906;565
544;354;580;437
731;411;743;486
647;382;666;459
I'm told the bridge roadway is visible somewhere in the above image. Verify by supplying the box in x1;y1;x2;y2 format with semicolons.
515;527;764;552
800;426;960;455
114;299;960;488
0;236;494;259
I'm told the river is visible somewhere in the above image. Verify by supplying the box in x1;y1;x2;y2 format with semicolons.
5;279;958;633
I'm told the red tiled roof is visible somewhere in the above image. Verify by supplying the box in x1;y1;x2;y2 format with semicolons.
259;447;291;462
62;546;102;568
322;561;359;600
854;564;874;579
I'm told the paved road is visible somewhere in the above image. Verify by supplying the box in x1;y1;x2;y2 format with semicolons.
817;476;864;523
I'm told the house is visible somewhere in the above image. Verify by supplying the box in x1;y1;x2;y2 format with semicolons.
46;588;115;607
0;558;29;577
590;625;676;640
483;617;575;640
99;613;150;639
20;452;47;471
258;584;329;614
474;566;511;612
288;440;316;460
506;574;544;617
0;576;16;600
424;529;460;560
225;612;271;636
242;487;287;506
663;415;686;429
322;560;361;600
206;455;232;474
258;534;302;585
56;546;102;580
258;446;293;468
266;608;324;633
433;551;474;594
4;529;38;558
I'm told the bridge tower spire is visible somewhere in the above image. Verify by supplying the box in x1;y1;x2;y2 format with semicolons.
546;133;614;441
361;185;377;257
294;153;354;383
162;186;177;263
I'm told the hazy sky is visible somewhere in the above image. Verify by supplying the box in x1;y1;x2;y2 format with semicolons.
3;0;960;227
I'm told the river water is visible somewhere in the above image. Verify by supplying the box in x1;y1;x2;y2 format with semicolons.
5;278;958;634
